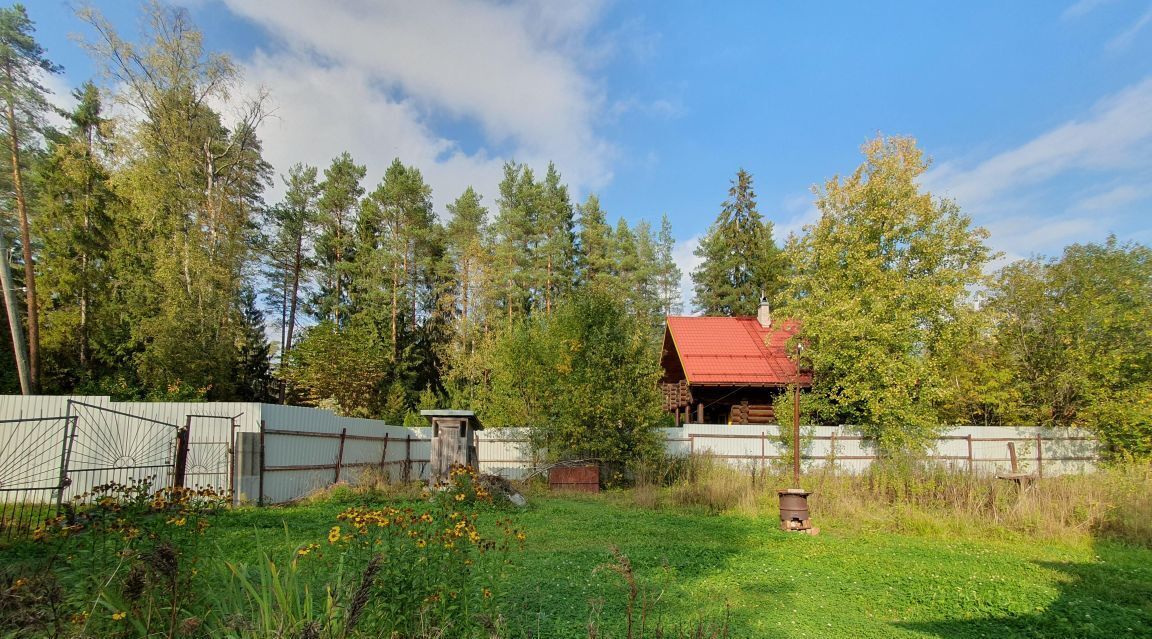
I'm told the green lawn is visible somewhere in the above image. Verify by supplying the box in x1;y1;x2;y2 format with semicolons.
4;492;1150;638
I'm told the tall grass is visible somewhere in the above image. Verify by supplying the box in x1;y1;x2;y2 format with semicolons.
634;453;1152;546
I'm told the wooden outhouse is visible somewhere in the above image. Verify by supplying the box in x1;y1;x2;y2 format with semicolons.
423;409;482;484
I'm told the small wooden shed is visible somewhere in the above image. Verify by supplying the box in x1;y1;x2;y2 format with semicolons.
423;409;482;484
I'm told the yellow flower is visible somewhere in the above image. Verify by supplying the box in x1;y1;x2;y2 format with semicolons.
416;539;427;548
166;516;186;527
482;588;492;599
328;526;342;543
455;493;465;501
112;611;127;621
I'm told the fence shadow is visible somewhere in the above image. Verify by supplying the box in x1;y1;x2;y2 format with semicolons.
896;541;1152;638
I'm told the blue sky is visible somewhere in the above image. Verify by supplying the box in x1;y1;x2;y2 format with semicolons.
28;0;1152;306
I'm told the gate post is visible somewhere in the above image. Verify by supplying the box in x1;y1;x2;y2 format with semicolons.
174;419;191;489
334;428;348;484
57;402;79;508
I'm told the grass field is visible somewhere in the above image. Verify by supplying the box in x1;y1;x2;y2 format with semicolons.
3;485;1151;638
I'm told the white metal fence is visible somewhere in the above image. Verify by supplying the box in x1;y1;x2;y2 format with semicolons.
0;396;1100;512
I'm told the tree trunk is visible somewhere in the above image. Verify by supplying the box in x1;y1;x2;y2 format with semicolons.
5;78;38;392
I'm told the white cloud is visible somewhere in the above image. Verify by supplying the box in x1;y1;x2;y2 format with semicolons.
672;234;702;315
1107;6;1152;50
1072;182;1152;211
774;193;820;245
922;76;1152;257
1061;0;1116;21
241;52;506;207
219;0;614;207
924;76;1152;211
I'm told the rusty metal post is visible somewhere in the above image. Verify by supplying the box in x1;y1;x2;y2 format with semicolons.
966;434;973;475
258;420;266;506
334;428;348;483
1036;433;1043;479
760;430;766;476
379;433;390;474
792;382;801;487
174;419;191;489
830;431;838;472
403;434;412;481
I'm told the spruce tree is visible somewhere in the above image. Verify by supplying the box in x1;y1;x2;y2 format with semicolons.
36;82;115;387
655;214;683;316
691;169;785;316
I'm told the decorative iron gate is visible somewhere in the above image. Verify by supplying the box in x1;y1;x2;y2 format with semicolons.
182;414;241;493
0;403;245;542
0;415;74;542
62;401;184;500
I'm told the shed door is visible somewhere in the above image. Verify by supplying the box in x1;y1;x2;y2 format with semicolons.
436;420;466;476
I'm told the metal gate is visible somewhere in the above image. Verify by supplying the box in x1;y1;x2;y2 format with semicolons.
182;413;241;493
62;400;184;500
0;403;242;543
0;415;74;542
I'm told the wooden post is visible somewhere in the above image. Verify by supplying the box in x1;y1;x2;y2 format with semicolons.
258;420;266;506
675;407;681;427
334;428;348;483
1036;433;1043;479
697;402;704;424
1007;442;1019;474
966;434;973;475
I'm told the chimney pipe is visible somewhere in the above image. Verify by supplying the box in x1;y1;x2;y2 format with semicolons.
757;296;771;328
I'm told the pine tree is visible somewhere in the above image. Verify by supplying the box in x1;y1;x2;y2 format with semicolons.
0;4;63;391
691;169;786;316
445;187;487;327
576;193;613;287
314;152;365;326
262;163;318;396
490;162;539;324
537;162;575;315
441;187;489;402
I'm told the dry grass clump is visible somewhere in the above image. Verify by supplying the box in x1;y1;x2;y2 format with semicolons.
634;453;1152;546
810;461;1152;545
661;454;760;515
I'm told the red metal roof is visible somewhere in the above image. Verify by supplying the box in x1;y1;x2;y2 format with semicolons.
664;316;811;386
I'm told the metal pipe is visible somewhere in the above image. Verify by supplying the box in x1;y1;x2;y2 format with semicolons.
792;380;800;487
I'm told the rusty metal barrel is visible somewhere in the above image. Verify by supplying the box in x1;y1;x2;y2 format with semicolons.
777;488;812;531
